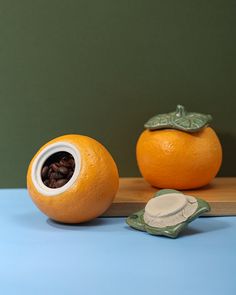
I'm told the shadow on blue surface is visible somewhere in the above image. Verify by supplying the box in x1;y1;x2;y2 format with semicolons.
46;217;126;232
124;218;231;238
47;217;117;227
174;218;231;237
11;210;231;237
48;218;208;237
11;211;123;231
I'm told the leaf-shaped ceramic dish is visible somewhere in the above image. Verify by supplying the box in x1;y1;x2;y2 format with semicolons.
144;105;212;133
126;189;210;238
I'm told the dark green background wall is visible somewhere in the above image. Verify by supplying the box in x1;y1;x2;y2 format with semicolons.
0;0;235;187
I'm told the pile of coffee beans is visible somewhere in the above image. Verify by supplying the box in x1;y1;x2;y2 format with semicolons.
41;152;75;189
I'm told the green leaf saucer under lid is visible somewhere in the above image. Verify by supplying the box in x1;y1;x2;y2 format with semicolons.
126;189;210;238
144;105;212;133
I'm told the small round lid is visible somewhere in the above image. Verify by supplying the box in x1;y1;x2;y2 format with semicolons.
145;193;187;217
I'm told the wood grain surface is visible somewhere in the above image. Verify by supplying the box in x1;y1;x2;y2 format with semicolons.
103;177;236;217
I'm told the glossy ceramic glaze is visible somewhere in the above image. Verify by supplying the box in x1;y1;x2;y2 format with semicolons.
144;105;212;132
126;189;210;238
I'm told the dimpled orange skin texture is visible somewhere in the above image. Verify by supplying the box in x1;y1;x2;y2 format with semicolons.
136;127;222;190
27;135;119;223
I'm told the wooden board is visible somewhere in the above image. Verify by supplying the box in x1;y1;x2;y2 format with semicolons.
103;177;236;217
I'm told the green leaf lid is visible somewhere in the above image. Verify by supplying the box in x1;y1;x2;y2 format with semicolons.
144;105;212;133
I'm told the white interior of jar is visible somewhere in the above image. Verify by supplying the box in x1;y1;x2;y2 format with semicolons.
31;141;81;196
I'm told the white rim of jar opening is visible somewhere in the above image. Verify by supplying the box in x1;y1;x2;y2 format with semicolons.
31;141;81;196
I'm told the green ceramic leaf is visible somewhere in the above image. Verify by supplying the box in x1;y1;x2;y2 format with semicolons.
126;189;210;238
126;209;146;232
144;105;212;133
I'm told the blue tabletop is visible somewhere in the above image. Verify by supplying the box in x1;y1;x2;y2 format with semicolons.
0;189;236;295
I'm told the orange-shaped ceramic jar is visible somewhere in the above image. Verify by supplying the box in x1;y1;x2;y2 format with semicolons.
136;105;222;189
27;134;119;223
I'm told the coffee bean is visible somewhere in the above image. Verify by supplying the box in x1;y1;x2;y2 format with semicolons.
48;167;53;176
51;163;59;172
43;179;49;186
49;172;64;180
57;166;68;175
68;158;75;168
41;152;75;189
67;170;74;179
49;179;57;188
59;160;70;167
41;166;49;179
56;178;68;188
61;156;68;161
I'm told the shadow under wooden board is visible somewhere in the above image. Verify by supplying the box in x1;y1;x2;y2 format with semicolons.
103;178;236;217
